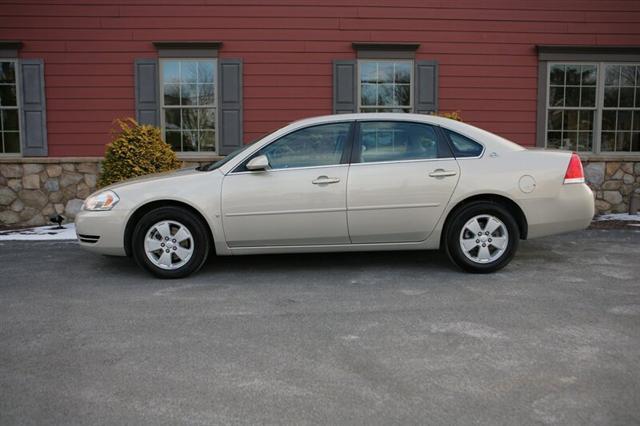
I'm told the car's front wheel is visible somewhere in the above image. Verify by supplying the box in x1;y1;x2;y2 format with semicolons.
444;201;519;273
132;206;210;278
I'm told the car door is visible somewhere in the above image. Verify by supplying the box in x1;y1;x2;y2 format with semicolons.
347;120;460;244
221;122;353;247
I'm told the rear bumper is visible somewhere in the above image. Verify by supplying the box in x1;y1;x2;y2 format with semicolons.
523;183;594;239
75;208;128;256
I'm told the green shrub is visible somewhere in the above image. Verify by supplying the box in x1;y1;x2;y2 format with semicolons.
98;119;181;187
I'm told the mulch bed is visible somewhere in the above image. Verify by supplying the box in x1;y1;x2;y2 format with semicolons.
589;220;640;230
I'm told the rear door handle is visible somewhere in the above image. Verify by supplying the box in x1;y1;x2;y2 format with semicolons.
312;176;341;185
428;169;457;178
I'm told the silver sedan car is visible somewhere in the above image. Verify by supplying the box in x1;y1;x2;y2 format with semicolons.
76;114;594;278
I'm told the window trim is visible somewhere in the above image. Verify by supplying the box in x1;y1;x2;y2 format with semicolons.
0;58;21;156
356;59;414;113
159;57;219;154
541;61;640;154
536;45;640;156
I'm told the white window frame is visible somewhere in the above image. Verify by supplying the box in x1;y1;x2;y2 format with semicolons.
0;58;21;156
544;61;640;154
357;59;414;113
159;58;218;154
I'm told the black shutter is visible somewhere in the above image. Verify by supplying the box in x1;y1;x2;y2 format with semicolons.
333;60;357;114
218;58;243;155
134;58;159;126
19;59;48;156
414;60;438;114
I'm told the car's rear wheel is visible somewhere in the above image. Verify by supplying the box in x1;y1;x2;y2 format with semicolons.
132;206;210;279
444;201;519;273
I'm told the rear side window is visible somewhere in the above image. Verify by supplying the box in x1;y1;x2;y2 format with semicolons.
356;121;448;163
444;129;484;158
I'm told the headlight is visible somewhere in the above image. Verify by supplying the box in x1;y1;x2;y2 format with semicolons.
83;190;120;211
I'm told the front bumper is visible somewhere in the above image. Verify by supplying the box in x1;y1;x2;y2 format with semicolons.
75;208;129;256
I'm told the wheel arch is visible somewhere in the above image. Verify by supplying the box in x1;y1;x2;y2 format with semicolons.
123;200;215;257
441;194;528;245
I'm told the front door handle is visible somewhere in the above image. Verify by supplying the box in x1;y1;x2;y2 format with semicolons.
312;176;341;185
428;169;457;178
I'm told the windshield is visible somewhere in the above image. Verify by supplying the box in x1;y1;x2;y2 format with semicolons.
197;138;261;171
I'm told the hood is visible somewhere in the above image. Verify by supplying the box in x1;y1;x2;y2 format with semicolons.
101;167;204;192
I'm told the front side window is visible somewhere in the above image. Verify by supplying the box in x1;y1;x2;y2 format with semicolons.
358;60;412;113
256;122;351;170
160;59;216;152
0;61;20;154
357;121;440;163
545;62;640;153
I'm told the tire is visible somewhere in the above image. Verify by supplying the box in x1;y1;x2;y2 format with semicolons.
444;201;519;273
132;206;210;279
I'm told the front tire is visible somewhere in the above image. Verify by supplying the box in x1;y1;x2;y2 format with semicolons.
444;201;519;273
132;206;210;279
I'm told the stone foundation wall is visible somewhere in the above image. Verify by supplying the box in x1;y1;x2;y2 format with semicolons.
582;160;640;214
1;156;639;228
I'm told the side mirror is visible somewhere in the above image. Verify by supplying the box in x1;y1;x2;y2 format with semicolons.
246;154;270;171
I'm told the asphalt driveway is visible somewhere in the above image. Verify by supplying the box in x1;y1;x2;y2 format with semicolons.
1;229;639;425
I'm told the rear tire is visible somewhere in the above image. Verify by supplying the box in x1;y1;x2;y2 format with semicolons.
132;206;210;279
444;201;519;273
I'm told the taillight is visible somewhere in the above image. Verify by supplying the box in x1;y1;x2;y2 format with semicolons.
564;153;584;184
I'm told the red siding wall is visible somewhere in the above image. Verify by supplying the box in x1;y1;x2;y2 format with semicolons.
1;0;640;156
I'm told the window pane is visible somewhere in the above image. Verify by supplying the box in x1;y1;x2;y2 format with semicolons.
604;87;619;107
165;131;181;150
0;62;16;84
182;108;198;130
605;65;620;85
548;110;563;130
198;84;214;105
549;64;565;85
182;130;197;151
565;86;580;107
633;111;640;131
197;61;214;83
563;132;577;151
601;132;616;151
360;62;377;83
565;64;580;85
620;65;636;86
581;65;597;86
3;132;20;153
378;63;394;83
359;122;440;162
2;109;19;131
0;85;17;106
180;84;197;105
198;108;215;129
162;61;180;84
578;110;594;131
394;85;410;106
361;84;376;106
199;130;215;151
549;87;564;107
578;132;592;151
563;110;578;130
394;63;411;84
632;132;640;151
636;88;640;108
547;131;561;149
580;87;595;107
617;110;632;131
619;87;634;107
163;84;180;105
617;132;631;151
602;110;617;130
378;84;393;105
259;122;350;169
181;61;198;83
164;109;180;130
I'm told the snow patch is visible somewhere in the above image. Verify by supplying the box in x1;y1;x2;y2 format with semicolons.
0;224;77;241
594;213;640;222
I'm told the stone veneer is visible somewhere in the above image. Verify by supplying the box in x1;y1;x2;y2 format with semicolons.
0;157;213;228
1;156;639;227
582;158;640;214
